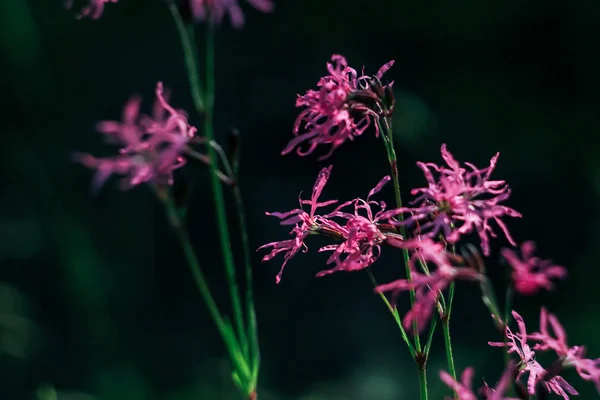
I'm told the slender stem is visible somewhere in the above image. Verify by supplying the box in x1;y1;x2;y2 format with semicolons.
233;183;260;374
423;313;438;356
418;365;428;400
379;118;421;351
159;189;228;339
168;3;204;113
203;21;248;358
367;270;416;359
442;316;457;399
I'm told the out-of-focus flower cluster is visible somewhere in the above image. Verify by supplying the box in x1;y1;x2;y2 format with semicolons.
190;0;274;28
66;0;118;20
75;82;197;191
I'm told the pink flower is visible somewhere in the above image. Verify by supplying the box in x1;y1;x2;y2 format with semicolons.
66;0;118;19
76;82;196;191
258;165;338;283
489;311;578;399
283;55;395;160
529;308;600;393
375;238;482;332
385;144;521;256
479;361;521;400
315;176;396;276
440;367;477;400
501;241;567;295
190;0;274;28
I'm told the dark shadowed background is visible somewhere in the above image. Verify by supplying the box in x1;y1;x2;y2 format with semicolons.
1;0;599;398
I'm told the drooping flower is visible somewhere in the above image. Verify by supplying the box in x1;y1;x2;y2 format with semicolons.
76;82;197;191
501;241;567;295
190;0;274;28
66;0;118;19
375;237;482;332
258;165;339;283
384;144;522;256
489;311;579;399
283;55;395;160
529;308;600;393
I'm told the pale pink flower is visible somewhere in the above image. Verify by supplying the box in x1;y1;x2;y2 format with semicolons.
66;0;118;19
258;166;339;283
529;308;600;393
283;55;395;160
190;0;274;28
375;238;482;332
479;361;521;400
489;311;578;399
76;82;196;191
384;144;521;256
501;241;567;295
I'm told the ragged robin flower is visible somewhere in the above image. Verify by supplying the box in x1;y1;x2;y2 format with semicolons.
189;0;274;28
76;82;197;191
384;144;522;256
282;54;395;160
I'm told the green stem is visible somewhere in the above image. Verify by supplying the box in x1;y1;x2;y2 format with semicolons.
418;365;428;400
379;118;421;351
233;183;260;377
168;3;204;113
442;282;457;399
203;21;248;358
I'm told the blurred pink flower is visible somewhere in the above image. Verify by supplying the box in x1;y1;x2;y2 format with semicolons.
76;82;196;191
501;241;567;295
190;0;274;28
258;165;339;283
489;311;578;399
283;55;394;160
479;361;521;400
375;237;482;332
529;308;600;393
440;367;477;400
385;144;521;256
66;0;118;19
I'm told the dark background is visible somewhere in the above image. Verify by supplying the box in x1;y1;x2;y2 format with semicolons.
1;0;599;398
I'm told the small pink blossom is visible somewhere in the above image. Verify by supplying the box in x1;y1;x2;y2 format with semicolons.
501;241;567;295
258;165;338;283
283;55;394;160
529;308;600;393
76;82;196;191
385;144;521;256
375;238;482;332
190;0;274;28
66;0;118;19
489;311;578;399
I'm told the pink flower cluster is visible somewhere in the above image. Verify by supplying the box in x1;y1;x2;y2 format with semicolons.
440;363;520;400
488;310;600;399
75;82;196;191
283;55;395;160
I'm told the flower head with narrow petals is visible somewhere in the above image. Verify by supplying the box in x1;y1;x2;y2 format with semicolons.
76;82;196;191
386;144;521;256
283;55;395;160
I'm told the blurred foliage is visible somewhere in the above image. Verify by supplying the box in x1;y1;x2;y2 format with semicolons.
1;0;599;398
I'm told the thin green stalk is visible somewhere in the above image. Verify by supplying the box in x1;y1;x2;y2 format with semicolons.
168;3;204;113
379;118;421;351
442;315;457;399
367;270;416;359
418;365;428;400
203;21;248;358
233;183;260;375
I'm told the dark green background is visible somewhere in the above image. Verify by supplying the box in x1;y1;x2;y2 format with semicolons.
1;0;599;398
